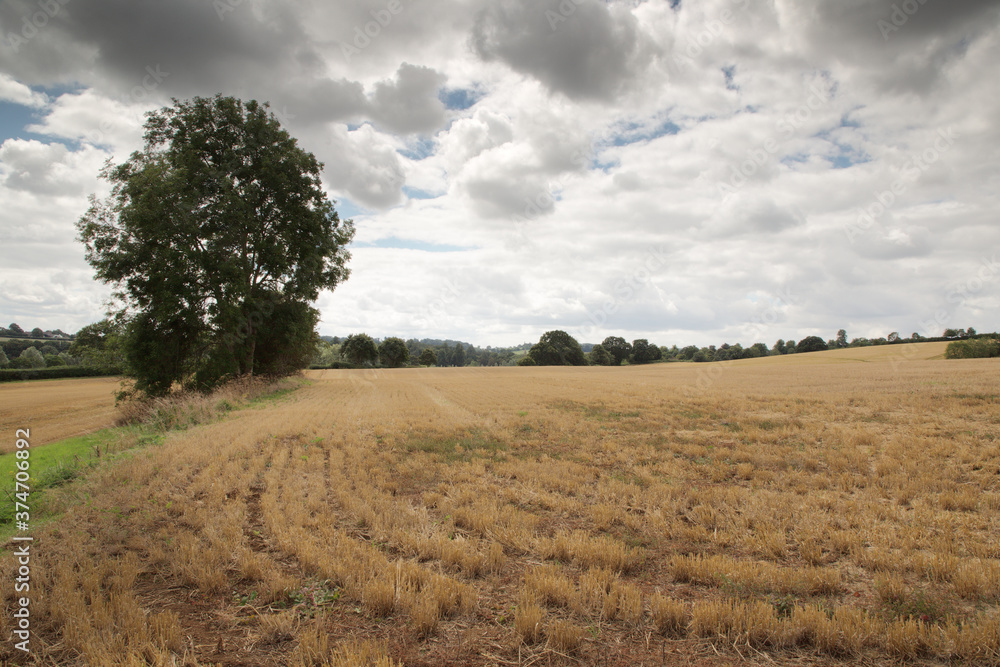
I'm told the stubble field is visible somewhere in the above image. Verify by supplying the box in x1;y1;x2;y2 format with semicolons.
3;342;1000;666
0;377;119;454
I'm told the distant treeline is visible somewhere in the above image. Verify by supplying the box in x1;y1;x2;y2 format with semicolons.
0;323;74;340
945;337;1000;360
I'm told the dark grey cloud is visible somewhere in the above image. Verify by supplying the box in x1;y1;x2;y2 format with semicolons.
0;0;449;135
789;0;1000;94
368;63;447;134
470;0;658;101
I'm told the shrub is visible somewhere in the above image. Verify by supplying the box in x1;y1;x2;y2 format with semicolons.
945;338;1000;359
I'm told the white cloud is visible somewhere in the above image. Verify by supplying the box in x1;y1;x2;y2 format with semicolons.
0;0;998;346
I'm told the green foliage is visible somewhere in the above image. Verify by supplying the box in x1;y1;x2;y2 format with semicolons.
18;346;46;369
341;333;378;366
0;366;116;382
527;330;586;366
70;319;126;372
76;95;354;396
795;336;828;353
630;338;661;364
601;336;632;365
0;348;7;368
945;338;1000;359
417;347;437;367
44;354;66;367
588;343;613;366
378;337;410;368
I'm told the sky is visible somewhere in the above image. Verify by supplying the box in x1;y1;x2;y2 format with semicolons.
0;0;998;348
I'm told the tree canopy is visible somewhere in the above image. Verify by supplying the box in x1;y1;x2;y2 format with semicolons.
601;336;632;365
588;343;613;366
342;333;378;366
795;336;828;353
525;330;587;366
76;95;354;395
378;337;410;368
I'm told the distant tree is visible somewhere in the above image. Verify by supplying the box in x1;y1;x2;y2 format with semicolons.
785;340;797;354
678;345;699;361
588;344;613;366
943;328;960;338
517;355;536;366
0;348;8;368
30;327;44;338
601;336;632;365
910;332;923;341
418;348;437;366
967;327;977;337
19;346;46;369
342;333;378;366
70;319;127;371
44;354;66;367
836;329;848;348
527;330;587;366
40;344;58;356
453;342;467;367
8;323;23;335
378;337;410;368
887;331;900;342
795;336;828;353
631;339;659;364
748;343;769;358
692;349;709;363
771;339;786;356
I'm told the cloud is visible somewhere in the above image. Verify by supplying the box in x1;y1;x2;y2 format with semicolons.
0;73;48;107
368;63;448;134
0;138;105;196
0;0;998;345
471;0;659;101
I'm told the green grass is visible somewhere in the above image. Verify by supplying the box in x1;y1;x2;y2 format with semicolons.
0;428;163;541
0;378;304;542
404;429;508;462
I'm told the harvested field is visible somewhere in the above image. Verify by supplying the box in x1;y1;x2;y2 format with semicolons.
0;377;119;453
3;343;1000;666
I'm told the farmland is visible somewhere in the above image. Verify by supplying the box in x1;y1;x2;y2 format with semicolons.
3;342;1000;666
0;377;119;454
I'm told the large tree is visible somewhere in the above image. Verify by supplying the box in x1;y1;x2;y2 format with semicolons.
342;334;378;367
601;336;632;365
378;337;410;368
795;336;828;353
526;330;587;366
630;339;661;364
77;95;354;395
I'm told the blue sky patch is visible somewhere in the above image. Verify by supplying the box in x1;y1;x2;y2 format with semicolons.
398;136;435;161
353;236;473;252
439;88;481;111
402;186;440;200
